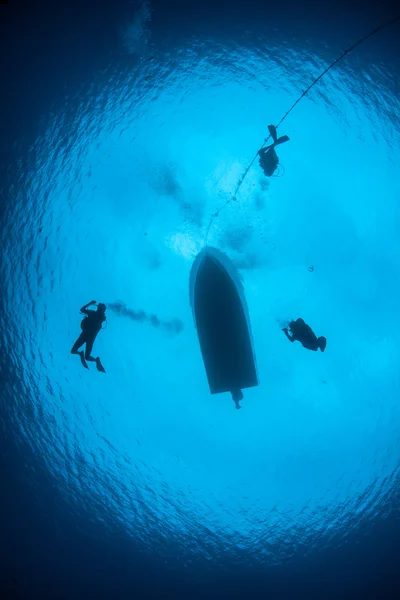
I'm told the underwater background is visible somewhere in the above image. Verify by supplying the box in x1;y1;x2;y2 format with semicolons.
1;0;400;598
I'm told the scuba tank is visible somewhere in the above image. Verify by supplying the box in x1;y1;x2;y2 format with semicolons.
81;316;90;331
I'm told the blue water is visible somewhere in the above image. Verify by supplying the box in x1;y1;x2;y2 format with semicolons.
1;2;400;598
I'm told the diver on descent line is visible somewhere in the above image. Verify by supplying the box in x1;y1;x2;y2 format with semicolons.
71;300;107;372
282;318;326;352
231;388;244;410
258;124;290;177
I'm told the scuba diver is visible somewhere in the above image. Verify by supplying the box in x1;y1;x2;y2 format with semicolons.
282;318;326;352
71;300;107;372
231;388;244;410
258;124;290;177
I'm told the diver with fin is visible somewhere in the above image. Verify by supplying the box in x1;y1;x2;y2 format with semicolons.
258;124;290;177
282;318;326;352
71;300;107;372
231;388;244;410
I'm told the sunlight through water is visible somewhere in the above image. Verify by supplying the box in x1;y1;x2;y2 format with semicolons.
2;32;400;569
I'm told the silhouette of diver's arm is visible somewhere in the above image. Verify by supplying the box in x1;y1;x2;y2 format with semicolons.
80;300;96;315
282;327;295;342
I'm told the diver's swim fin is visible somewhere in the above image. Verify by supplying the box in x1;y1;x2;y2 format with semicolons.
275;135;290;146
79;351;89;369
268;124;278;142
96;357;106;373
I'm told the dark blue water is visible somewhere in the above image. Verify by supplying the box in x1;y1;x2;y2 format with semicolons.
1;1;400;598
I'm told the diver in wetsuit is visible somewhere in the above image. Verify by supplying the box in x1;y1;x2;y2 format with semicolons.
231;388;244;410
71;301;107;371
282;318;326;352
258;124;290;177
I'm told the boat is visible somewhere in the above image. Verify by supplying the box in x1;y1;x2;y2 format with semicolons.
189;247;258;397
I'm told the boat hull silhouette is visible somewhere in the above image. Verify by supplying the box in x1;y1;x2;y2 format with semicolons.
189;248;258;395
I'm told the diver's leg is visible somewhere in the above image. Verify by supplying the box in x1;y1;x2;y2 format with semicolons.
84;338;106;372
84;338;96;362
71;333;89;369
79;351;89;369
71;333;86;354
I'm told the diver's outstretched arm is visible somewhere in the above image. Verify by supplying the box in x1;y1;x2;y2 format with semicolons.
282;328;295;342
80;300;96;315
